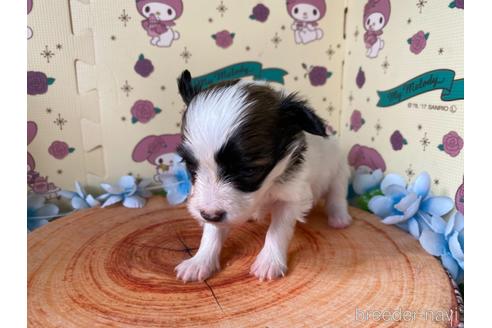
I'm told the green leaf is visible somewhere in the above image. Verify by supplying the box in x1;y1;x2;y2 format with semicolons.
424;32;430;40
370;189;383;197
138;54;144;61
230;33;236;38
407;38;412;44
154;107;162;113
211;34;216;39
131;116;138;124
68;147;75;153
361;119;366;124
437;144;445;151
403;139;408;145
152;189;167;196
326;71;333;78
355;189;383;211
449;2;456;8
249;14;255;20
355;196;368;211
47;78;55;85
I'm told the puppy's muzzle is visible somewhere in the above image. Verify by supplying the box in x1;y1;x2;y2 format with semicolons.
200;210;226;222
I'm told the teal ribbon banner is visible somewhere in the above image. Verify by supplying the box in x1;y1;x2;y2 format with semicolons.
377;69;464;107
191;61;288;89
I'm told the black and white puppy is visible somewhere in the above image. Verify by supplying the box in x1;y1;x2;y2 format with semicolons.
175;70;352;282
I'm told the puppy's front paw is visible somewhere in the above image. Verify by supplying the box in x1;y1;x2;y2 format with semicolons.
175;257;219;282
250;252;287;281
328;212;352;229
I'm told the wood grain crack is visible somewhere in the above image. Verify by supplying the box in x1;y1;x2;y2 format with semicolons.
176;232;225;313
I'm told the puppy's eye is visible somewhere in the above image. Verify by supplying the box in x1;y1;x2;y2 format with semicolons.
186;164;196;175
367;18;370;25
181;158;197;179
167;8;173;15
158;158;164;164
379;17;383;24
145;6;150;13
294;7;299;14
313;9;317;15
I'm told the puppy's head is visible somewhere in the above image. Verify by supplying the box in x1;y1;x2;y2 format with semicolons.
176;70;327;226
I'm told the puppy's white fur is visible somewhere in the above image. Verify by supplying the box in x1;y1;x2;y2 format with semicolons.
182;82;255;224
175;82;351;282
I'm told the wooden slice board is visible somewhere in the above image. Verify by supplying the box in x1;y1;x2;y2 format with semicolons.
28;196;460;327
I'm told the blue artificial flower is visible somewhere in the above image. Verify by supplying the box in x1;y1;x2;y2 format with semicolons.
160;154;192;205
98;176;152;208
59;181;100;209
368;172;454;238
419;212;464;283
27;193;60;232
352;166;384;195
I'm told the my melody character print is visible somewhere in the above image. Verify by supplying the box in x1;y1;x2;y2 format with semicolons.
132;134;182;180
287;0;326;45
363;0;391;59
136;0;183;47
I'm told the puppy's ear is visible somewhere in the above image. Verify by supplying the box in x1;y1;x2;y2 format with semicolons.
279;93;328;137
177;70;201;105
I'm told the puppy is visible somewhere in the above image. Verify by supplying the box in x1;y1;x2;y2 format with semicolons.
174;70;352;282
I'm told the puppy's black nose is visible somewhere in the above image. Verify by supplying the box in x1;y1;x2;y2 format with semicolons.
200;210;226;222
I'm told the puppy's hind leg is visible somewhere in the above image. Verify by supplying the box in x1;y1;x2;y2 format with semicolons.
324;165;352;229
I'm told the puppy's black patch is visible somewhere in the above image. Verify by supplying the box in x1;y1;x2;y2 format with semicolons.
178;79;326;192
214;85;279;192
177;70;201;106
278;93;328;137
215;85;321;192
176;144;198;183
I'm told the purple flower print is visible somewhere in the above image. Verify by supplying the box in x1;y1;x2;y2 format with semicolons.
250;4;270;22
48;141;74;160
27;71;55;95
32;176;49;194
27;170;39;186
350;110;365;132
308;66;332;86
131;100;161;124
455;181;464;214
356;67;366;89
450;0;464;9
134;54;154;77
438;131;463;157
408;31;429;55
213;30;235;49
27;169;59;195
348;144;386;171
390;130;407;150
